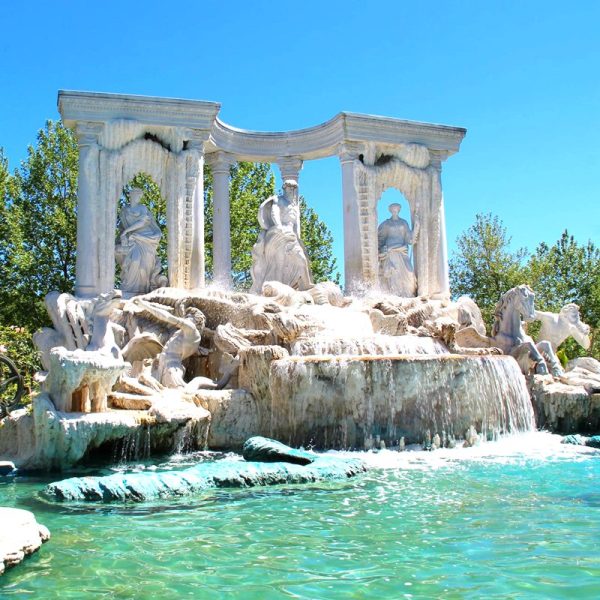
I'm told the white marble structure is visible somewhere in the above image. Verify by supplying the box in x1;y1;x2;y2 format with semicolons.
377;203;418;296
250;181;313;293
58;91;465;297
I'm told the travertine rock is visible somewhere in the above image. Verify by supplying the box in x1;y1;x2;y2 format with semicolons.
0;508;50;575
530;375;600;433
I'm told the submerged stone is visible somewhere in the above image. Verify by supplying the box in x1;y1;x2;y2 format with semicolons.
44;438;365;503
242;436;315;465
562;434;600;448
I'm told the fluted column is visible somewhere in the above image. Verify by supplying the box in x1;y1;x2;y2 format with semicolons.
187;137;206;289
430;156;450;298
211;151;233;288
339;144;364;294
74;122;103;297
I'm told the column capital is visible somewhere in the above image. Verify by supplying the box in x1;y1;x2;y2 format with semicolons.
338;142;364;164
207;150;234;174
428;150;448;170
75;121;104;147
183;128;211;148
277;156;303;182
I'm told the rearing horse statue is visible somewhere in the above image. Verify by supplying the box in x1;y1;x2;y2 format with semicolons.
491;285;563;376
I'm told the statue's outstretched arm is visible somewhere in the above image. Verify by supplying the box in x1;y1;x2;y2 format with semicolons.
131;298;186;330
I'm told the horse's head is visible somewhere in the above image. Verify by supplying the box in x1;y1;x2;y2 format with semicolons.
513;284;536;322
560;303;591;349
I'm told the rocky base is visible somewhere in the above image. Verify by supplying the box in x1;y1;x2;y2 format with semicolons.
530;375;600;433
0;393;210;470
44;437;366;503
0;508;50;575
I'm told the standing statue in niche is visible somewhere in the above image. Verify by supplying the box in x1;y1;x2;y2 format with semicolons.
115;188;167;297
377;203;419;297
250;180;313;293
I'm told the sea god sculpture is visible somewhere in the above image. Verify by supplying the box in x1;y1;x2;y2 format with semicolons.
250;181;312;293
115;189;167;297
377;203;419;297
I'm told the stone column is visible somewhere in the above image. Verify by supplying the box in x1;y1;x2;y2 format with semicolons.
430;154;450;298
74;122;103;297
211;151;233;288
278;157;303;235
188;138;206;289
339;144;364;294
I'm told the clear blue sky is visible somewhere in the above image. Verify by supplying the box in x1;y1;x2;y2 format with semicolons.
1;1;599;279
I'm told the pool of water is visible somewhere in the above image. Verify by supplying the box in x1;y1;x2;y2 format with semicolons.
1;433;598;599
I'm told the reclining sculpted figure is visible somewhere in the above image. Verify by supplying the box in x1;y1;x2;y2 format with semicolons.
534;303;591;352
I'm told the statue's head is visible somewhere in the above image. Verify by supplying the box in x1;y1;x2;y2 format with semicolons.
282;180;298;203
129;188;144;205
388;203;401;216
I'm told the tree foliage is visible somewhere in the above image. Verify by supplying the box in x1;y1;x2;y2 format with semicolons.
0;121;78;330
527;232;600;359
449;213;528;328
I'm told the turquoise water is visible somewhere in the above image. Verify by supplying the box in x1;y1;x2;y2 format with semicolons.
1;434;598;599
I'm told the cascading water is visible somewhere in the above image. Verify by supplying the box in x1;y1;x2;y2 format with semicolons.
263;355;534;448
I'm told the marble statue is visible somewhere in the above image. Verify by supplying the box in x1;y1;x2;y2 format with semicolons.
129;297;204;389
377;203;419;297
115;189;167;297
459;285;564;377
535;304;591;352
250;181;312;294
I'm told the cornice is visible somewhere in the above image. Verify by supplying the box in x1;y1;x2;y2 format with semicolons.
58;91;466;162
58;91;221;130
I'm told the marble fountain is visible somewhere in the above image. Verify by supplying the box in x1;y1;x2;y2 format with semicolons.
2;91;598;476
2;92;600;587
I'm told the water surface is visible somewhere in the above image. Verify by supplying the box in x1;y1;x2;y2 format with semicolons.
1;433;598;599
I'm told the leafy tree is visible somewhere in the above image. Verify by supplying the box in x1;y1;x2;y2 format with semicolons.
0;121;78;330
299;196;340;284
527;231;600;359
449;213;528;329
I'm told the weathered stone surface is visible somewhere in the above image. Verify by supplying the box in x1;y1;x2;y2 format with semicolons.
44;438;366;503
530;375;600;433
242;436;315;465
0;508;50;576
193;389;259;450
0;393;209;470
261;354;534;448
562;434;600;448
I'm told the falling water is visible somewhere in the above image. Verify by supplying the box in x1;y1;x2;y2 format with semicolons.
263;354;534;449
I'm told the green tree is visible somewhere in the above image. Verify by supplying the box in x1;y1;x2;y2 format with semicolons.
527;231;600;359
0;121;78;330
449;213;528;330
300;196;339;284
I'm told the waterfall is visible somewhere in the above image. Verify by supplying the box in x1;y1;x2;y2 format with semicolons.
258;354;534;449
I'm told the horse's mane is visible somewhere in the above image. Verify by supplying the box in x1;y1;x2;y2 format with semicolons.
491;285;532;338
